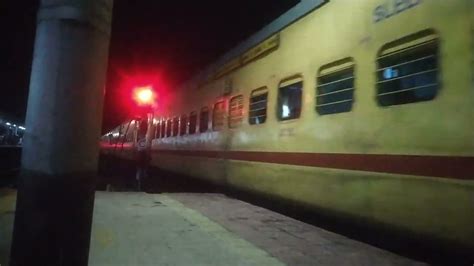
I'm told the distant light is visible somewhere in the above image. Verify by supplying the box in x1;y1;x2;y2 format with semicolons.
5;122;11;126
13;124;17;127
19;126;26;130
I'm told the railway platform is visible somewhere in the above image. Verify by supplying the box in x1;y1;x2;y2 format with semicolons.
0;188;424;266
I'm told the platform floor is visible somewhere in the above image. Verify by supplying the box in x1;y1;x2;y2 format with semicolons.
0;189;424;265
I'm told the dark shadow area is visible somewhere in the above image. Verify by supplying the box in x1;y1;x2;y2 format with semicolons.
0;147;21;266
99;154;473;265
0;147;21;188
225;188;474;266
98;153;219;193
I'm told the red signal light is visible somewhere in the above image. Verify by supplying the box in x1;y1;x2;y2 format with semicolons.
115;70;167;117
133;85;155;106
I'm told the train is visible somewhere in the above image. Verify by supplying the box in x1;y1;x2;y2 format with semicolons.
101;0;474;252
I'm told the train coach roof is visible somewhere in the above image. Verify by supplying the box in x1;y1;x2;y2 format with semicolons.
180;0;327;90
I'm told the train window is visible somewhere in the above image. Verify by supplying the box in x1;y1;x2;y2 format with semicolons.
199;107;209;133
229;95;244;128
189;111;197;134
159;120;164;139
138;120;147;139
160;119;166;138
277;77;303;121
376;31;438;106
316;59;355;115
249;87;268;125
122;123;128;142
154;121;160;139
213;101;226;131
179;115;188;136
166;119;172;137
126;130;133;142
172;117;179;137
124;121;135;142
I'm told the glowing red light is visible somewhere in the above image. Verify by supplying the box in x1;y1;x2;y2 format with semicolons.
133;85;155;106
114;69;168;117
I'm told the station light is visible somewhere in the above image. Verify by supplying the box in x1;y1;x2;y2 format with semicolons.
5;122;11;126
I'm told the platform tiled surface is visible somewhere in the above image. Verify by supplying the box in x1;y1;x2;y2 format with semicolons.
0;189;424;266
89;192;282;266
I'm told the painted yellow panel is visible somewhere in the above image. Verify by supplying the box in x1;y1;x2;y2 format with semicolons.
241;34;280;65
214;58;241;79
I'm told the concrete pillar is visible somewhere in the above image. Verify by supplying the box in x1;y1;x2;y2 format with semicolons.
10;1;113;265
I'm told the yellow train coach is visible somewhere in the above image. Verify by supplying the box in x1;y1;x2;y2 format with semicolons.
102;0;474;252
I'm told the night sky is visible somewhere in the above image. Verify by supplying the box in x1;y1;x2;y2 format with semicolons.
0;0;299;131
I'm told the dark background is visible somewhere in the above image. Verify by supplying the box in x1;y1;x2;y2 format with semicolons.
0;0;299;131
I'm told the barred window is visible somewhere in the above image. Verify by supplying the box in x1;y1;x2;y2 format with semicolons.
316;59;354;115
138;120;148;140
125;121;135;142
277;77;303;121
229;95;244;128
189;111;197;134
249;87;268;125
199;107;209;133
377;32;438;106
179;115;187;136
212;101;226;131
166;119;172;137
154;121;160;139
126;128;134;142
160;119;166;138
172;117;179;136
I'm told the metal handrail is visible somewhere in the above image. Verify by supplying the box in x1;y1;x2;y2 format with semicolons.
316;99;352;108
318;76;354;88
377;54;436;71
377;83;438;97
317;87;354;97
